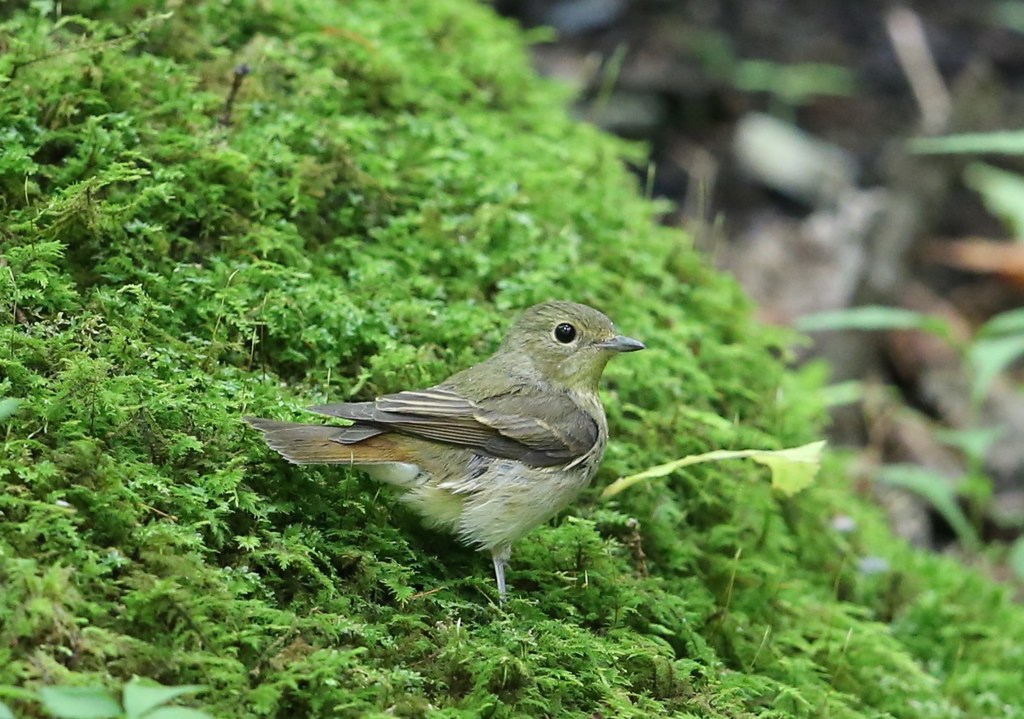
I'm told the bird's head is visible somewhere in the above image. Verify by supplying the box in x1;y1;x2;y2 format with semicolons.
499;301;645;392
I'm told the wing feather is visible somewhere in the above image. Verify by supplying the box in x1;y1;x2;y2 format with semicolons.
309;386;598;467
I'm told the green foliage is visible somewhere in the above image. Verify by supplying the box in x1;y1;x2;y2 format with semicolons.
2;1;1024;718
910;132;1024;240
875;464;980;550
797;305;954;338
38;687;122;719
801;304;1024;564
909;129;1024;154
732;60;856;106
971;308;1024;402
995;0;1024;32
963;162;1024;239
0;678;211;719
683;27;855;108
799;304;1024;409
0;399;19;421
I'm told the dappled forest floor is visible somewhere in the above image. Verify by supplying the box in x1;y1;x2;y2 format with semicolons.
500;0;1024;585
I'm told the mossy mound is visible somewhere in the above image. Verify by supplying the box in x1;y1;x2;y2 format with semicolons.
2;2;1023;717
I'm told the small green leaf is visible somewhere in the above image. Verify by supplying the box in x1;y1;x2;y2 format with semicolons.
732;60;855;103
0;398;19;422
967;334;1024;404
935;427;1006;462
995;0;1024;33
1009;536;1024;581
602;441;826;498
963;162;1024;238
123;679;205;719
750;441;826;497
909;130;1024;155
875;465;980;549
978;307;1024;337
819;380;863;408
38;687;121;719
144;708;215;719
797;306;951;340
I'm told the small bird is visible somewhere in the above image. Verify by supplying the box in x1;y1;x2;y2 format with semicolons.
245;301;644;600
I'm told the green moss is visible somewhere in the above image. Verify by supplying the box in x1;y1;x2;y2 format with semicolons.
1;2;1023;717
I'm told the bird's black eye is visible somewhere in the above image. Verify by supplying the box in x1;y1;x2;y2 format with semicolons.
554;322;577;344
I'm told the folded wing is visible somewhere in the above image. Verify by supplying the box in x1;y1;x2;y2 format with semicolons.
310;387;598;467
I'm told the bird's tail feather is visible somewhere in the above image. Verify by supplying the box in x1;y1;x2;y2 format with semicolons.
244;417;406;465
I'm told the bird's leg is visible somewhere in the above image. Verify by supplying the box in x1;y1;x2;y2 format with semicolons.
491;545;511;602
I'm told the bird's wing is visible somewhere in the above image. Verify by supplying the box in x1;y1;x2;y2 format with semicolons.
309;387;599;468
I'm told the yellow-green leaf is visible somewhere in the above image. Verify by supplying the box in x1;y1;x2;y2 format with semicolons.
602;441;826;498
750;441;826;496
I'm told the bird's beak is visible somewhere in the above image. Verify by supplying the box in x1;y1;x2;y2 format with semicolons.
597;335;646;353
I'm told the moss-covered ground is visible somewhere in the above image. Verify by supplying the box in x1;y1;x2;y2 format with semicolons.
2;1;1024;717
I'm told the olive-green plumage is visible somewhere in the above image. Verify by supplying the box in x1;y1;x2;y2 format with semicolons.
246;301;643;599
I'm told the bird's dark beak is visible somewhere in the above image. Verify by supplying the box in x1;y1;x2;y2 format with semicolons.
597;335;646;353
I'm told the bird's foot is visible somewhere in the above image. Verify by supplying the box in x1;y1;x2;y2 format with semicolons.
491;546;512;603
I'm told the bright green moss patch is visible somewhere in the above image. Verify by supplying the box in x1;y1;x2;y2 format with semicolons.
2;2;1024;717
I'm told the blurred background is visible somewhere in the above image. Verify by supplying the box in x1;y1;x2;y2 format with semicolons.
496;0;1024;586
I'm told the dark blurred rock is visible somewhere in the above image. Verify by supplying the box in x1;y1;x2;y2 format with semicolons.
495;0;628;35
548;0;629;36
581;90;669;135
715;189;884;323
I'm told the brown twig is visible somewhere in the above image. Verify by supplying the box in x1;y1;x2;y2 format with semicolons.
408;586;444;601
219;63;251;127
625;517;648;578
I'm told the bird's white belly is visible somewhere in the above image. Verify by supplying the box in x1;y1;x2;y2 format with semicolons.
361;462;423;487
448;457;596;551
362;453;599;553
